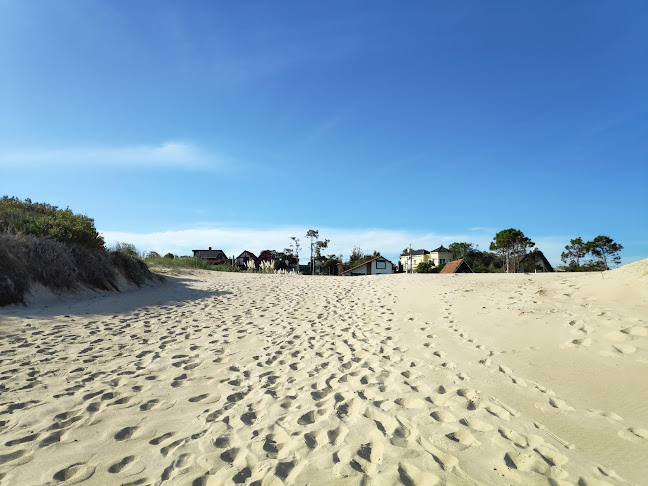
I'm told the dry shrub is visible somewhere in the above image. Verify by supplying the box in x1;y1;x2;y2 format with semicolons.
23;235;78;290
110;251;154;287
70;244;119;291
0;234;159;306
0;235;30;305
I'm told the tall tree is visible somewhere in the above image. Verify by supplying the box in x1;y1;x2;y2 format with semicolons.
489;229;535;273
588;235;623;270
561;237;588;270
305;229;328;274
315;239;330;261
290;236;301;267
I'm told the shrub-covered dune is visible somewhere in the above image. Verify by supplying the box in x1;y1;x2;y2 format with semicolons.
0;196;159;306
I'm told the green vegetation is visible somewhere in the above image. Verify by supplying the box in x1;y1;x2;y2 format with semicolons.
0;197;157;306
561;235;623;271
416;261;434;273
113;241;139;257
416;261;447;273
145;256;239;272
0;196;105;249
448;242;499;272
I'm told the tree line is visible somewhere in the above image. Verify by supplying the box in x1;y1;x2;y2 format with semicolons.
560;236;623;271
150;226;624;275
420;229;623;273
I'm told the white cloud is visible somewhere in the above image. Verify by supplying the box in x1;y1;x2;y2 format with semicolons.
0;141;238;171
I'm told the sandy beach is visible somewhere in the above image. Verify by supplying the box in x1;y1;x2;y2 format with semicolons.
1;261;647;486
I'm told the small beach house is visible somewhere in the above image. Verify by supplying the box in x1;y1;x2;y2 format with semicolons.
192;248;229;265
341;255;395;276
236;250;258;269
517;249;554;273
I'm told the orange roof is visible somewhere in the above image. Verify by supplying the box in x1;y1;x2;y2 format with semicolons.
440;259;472;274
340;255;394;275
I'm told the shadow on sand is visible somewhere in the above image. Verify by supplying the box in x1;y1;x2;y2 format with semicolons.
0;274;232;319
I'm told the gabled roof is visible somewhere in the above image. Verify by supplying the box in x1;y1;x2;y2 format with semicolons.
400;249;429;257
193;249;227;258
431;245;451;253
341;255;394;275
257;250;274;262
440;259;473;274
519;250;554;272
236;250;257;260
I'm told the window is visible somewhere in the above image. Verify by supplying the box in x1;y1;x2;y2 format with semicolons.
440;258;446;264
376;259;386;269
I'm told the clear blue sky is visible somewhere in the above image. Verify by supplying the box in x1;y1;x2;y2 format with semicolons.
2;1;647;265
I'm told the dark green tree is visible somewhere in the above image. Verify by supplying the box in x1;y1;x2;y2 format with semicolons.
489;229;535;273
321;254;342;275
283;248;299;266
561;237;588;270
588;235;623;270
347;246;365;269
449;242;478;260
315;239;330;261
416;261;434;273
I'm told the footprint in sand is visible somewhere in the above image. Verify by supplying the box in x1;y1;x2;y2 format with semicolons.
108;455;137;473
612;344;636;354
460;417;493;432
431;410;456;423
399;462;440;486
114;426;138;441
53;463;96;482
570;338;592;347
447;429;479;447
549;398;575;411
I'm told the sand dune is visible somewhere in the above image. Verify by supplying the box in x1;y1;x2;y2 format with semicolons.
1;261;646;485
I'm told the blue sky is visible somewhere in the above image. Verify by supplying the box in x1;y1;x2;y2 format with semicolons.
2;1;647;266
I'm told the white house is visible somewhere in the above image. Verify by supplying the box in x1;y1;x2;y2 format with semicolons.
341;255;395;276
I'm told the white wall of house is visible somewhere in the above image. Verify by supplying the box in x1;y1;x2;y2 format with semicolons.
371;258;393;275
345;258;393;276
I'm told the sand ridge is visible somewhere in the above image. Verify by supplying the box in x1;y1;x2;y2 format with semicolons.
0;262;646;485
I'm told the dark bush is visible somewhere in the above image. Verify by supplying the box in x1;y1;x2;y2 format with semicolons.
23;235;78;290
70;244;119;291
0;236;30;306
110;251;155;287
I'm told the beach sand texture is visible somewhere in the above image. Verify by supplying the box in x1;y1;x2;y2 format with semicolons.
1;260;647;486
